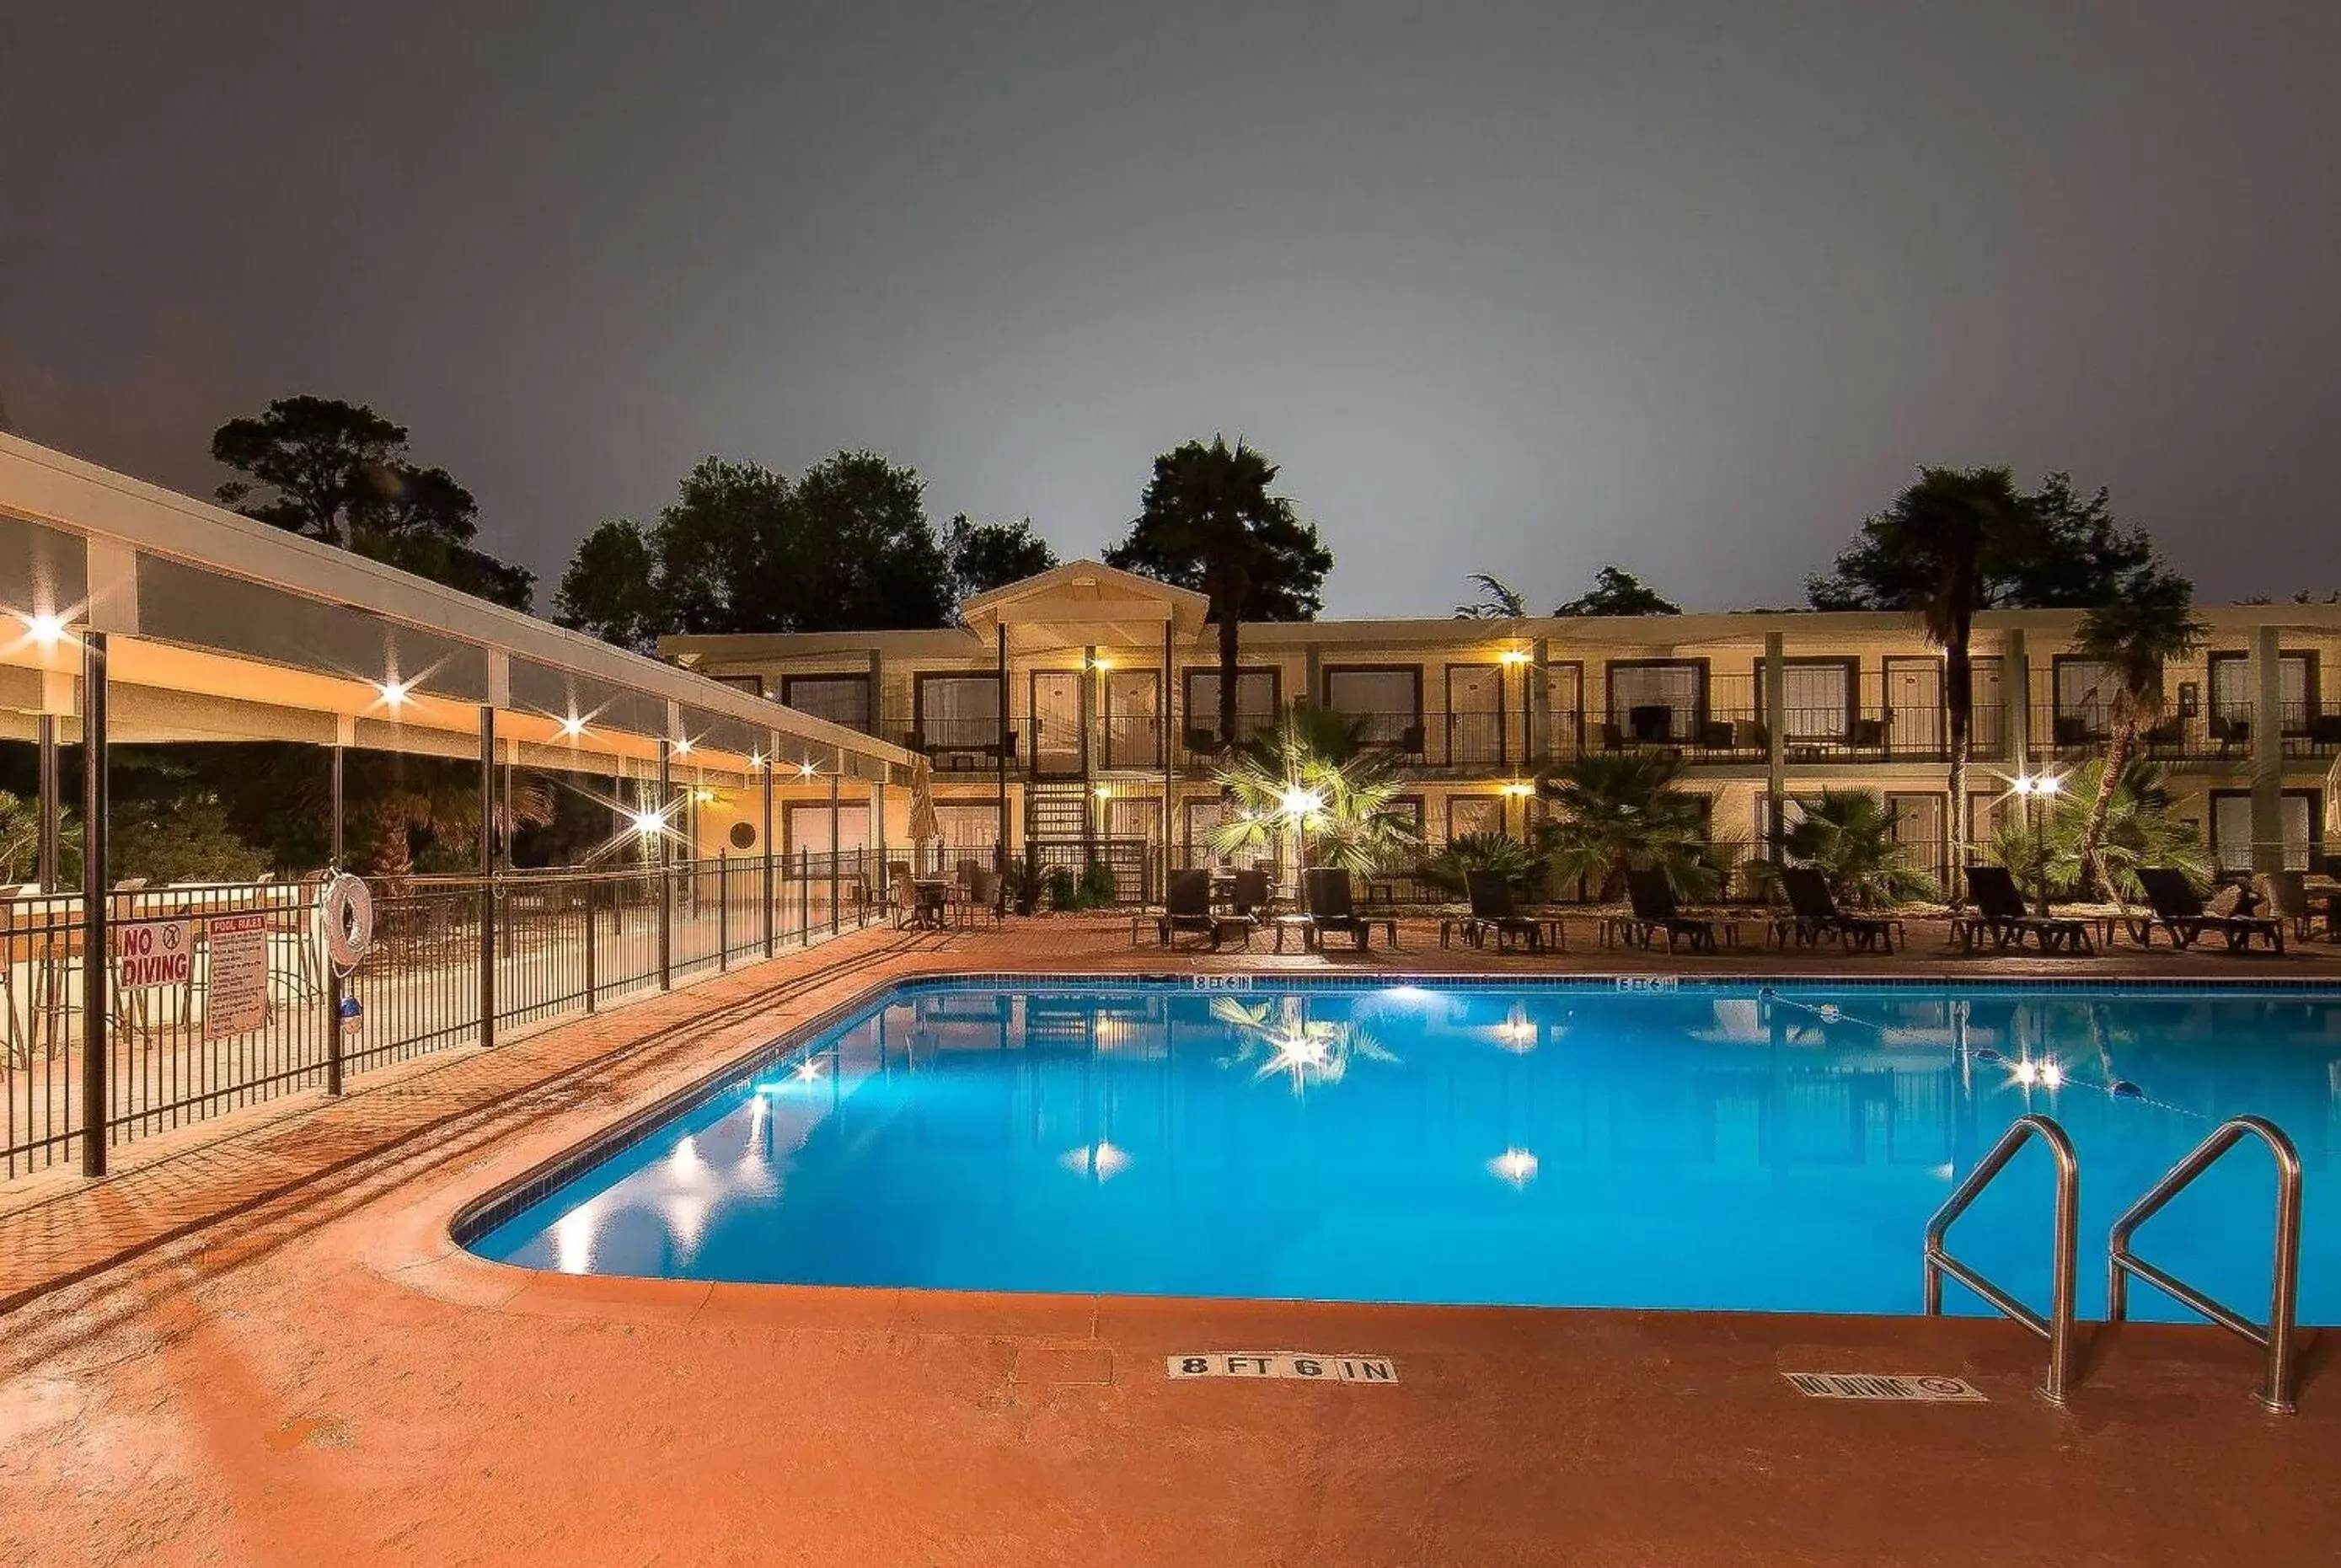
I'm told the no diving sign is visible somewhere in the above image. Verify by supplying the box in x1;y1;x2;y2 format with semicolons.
1167;1352;1397;1383
117;919;192;991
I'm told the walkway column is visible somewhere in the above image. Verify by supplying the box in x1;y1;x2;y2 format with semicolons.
78;632;108;1178
1763;631;1787;862
2005;628;2031;780
656;738;672;989
2251;623;2284;873
35;714;58;891
478;705;496;1049
995;624;1010;877
329;741;345;869
828;755;843;934
871;767;887;921
1160;622;1174;898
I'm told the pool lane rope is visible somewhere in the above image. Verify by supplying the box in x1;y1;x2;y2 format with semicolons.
1754;987;2203;1124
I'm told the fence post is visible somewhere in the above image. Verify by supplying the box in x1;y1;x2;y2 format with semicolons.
828;771;841;935
78;630;109;1178
584;876;598;1013
799;847;811;943
718;853;730;971
324;960;345;1097
761;752;776;958
478;706;496;1050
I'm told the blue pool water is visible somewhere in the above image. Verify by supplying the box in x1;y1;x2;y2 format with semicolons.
467;980;2341;1322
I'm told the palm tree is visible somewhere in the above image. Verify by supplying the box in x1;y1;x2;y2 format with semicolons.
1771;789;1937;907
1208;706;1422;876
1105;437;1332;752
1535;751;1717;901
1454;573;1529;620
1808;467;2037;902
2069;567;2207;898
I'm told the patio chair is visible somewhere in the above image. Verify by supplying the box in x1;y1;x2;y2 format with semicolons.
1462;871;1562;952
2262;870;2320;943
1299;868;1374;951
1229;868;1273;922
2134;867;2284;953
962;870;1003;928
1777;866;1903;954
1625;869;1725;954
1958;864;2094;954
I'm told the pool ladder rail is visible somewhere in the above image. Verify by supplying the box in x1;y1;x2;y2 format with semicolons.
2109;1116;2303;1415
1922;1112;2304;1414
1924;1114;2080;1405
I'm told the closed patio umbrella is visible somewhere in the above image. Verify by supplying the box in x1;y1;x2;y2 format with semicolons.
907;757;940;866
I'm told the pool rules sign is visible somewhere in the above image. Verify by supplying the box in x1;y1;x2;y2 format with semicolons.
202;913;271;1041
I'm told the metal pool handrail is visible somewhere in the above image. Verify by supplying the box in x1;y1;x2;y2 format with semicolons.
1923;1113;2080;1406
2108;1115;2302;1415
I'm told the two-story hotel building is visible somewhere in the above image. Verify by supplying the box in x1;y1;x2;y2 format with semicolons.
664;562;2341;898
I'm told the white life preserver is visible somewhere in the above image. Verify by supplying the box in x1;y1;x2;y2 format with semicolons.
318;873;375;972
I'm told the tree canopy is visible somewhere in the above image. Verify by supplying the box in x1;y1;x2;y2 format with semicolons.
554;451;956;650
1554;565;1680;617
1103;437;1331;622
1806;469;2150;610
211;395;535;610
1103;436;1331;749
945;514;1058;601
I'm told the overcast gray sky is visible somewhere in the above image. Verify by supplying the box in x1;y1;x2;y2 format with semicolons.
6;1;2338;615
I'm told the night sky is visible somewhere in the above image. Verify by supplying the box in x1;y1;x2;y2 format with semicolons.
6;2;2338;614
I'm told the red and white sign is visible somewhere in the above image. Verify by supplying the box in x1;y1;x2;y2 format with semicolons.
203;912;271;1041
117;919;192;991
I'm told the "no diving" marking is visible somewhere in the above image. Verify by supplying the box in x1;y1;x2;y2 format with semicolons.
1783;1372;1986;1403
1166;1352;1398;1383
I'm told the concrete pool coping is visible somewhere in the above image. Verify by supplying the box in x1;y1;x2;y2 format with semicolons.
7;915;2341;1563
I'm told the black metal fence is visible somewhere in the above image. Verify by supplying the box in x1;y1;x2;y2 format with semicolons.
0;852;881;1180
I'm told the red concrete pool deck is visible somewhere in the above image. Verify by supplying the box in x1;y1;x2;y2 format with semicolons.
2;914;2338;1565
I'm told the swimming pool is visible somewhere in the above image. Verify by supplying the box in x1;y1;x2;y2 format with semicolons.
463;977;2340;1323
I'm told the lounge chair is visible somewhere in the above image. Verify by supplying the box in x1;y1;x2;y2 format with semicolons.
1776;866;1903;954
1138;868;1248;950
1956;864;2095;954
962;870;1003;928
1299;868;1377;951
2134;867;2283;953
1625;869;1729;954
1464;871;1556;952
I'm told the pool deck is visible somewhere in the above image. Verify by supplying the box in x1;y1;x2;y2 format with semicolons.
3;913;2339;1565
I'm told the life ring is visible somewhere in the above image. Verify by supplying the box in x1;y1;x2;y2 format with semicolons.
318;873;375;972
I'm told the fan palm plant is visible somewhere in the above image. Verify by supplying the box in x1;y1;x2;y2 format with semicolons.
1415;831;1550;901
1534;751;1717;901
1208;706;1422;875
1993;757;2210;902
2068;567;2207;899
1771;789;1937;907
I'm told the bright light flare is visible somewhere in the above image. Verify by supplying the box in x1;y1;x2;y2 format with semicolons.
1277;785;1323;819
798;759;819;779
374;677;412;710
557;714;588;739
628;808;667;838
791;1059;824;1082
1497;648;1531;665
17;611;69;649
672;736;694;757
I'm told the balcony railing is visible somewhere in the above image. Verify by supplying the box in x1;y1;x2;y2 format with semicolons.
2043;702;2341;763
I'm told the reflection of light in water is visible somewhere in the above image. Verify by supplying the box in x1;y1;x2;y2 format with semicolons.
1487;1148;1539;1187
553;1200;603;1273
792;1059;824;1082
1059;1140;1131;1181
1492;1007;1536;1054
2011;1057;2063;1089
